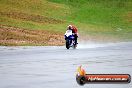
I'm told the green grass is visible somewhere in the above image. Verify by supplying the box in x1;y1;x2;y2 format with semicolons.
0;0;132;43
0;0;70;32
49;0;132;29
0;16;67;32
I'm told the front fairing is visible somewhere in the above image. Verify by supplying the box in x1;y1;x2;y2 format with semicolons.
65;35;74;39
64;30;74;40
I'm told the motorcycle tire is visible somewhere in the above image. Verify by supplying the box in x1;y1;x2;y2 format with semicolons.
73;44;77;49
66;39;70;49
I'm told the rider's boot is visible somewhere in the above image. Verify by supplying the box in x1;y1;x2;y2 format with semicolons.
75;38;78;45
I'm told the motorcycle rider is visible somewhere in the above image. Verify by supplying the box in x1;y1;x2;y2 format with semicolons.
67;25;78;44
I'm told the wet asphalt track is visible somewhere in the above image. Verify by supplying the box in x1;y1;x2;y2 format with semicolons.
0;42;132;88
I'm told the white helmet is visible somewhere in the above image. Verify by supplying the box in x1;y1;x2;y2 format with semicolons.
68;25;73;29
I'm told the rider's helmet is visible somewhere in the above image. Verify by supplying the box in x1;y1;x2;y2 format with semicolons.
68;25;73;30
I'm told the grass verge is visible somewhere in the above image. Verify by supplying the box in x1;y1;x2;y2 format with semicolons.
0;0;132;46
0;25;64;46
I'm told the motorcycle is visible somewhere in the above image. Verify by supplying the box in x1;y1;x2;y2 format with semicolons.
64;30;77;49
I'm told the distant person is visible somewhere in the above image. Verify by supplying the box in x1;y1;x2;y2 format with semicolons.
67;25;78;44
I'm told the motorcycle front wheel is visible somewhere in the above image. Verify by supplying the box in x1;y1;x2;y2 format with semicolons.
66;39;70;49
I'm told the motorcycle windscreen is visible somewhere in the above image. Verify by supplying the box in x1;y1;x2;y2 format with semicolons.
65;30;72;37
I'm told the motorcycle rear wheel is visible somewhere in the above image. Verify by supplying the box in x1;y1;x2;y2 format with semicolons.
73;44;77;49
